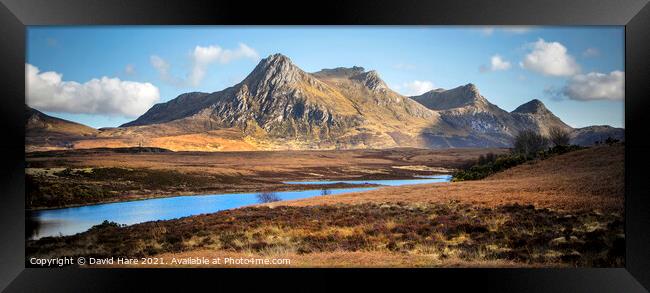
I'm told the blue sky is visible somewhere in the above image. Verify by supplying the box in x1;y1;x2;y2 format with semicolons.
26;26;624;128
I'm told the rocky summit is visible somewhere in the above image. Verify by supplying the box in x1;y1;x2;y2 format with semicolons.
26;53;624;152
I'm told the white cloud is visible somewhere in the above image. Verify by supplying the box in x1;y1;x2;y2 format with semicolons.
520;39;580;76
26;63;160;118
582;47;600;58
124;64;136;75
562;71;624;101
150;55;183;86
502;27;533;34
151;43;259;87
479;26;533;36
480;55;511;72
394;80;435;96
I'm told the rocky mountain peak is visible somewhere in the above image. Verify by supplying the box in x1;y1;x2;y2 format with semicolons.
254;53;298;74
512;99;549;115
313;66;366;78
264;53;292;65
464;83;480;94
410;83;487;111
351;69;388;92
242;53;306;93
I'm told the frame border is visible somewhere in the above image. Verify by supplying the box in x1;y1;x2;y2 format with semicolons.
1;0;649;292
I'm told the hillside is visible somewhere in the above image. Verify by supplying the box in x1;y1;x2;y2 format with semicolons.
271;144;624;212
570;125;625;146
25;105;98;151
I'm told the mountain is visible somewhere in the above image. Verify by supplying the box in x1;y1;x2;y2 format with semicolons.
25;105;98;151
411;83;490;111
410;86;620;147
411;83;521;147
510;99;573;136
25;53;624;152
120;54;451;149
570;125;625;146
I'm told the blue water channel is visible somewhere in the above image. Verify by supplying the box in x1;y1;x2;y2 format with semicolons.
29;175;452;239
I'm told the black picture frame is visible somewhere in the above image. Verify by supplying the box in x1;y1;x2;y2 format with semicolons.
1;0;649;292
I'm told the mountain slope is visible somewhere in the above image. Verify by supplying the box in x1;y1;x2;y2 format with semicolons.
510;99;573;136
26;105;97;136
571;125;625;146
411;84;525;147
25;105;98;151
410;86;622;147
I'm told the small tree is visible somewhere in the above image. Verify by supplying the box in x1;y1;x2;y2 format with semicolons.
513;129;549;157
256;192;280;203
548;126;571;147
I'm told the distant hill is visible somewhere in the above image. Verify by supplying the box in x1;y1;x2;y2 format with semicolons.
411;86;621;147
570;125;625;146
25;105;98;151
26;53;624;152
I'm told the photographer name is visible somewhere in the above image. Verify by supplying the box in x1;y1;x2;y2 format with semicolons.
85;257;141;265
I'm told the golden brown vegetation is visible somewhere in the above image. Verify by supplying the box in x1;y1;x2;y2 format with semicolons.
26;147;505;209
270;145;624;213
28;201;623;268
26;145;624;267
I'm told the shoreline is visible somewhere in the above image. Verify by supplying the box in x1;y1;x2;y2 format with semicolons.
26;181;388;211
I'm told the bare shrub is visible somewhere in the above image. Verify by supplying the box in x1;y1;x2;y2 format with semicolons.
513;130;549;157
549;127;571;147
256;192;281;203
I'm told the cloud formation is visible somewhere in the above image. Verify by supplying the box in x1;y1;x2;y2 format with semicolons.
151;43;259;87
26;63;160;117
480;55;511;72
562;71;624;101
150;55;182;86
582;48;600;58
394;80;435;96
480;26;533;36
520;39;580;76
502;27;533;34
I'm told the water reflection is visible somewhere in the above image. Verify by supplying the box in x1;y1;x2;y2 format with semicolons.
321;189;331;196
256;192;281;203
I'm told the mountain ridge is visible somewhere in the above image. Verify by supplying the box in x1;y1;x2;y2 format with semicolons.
26;53;624;151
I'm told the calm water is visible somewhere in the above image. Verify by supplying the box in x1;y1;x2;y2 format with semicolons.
28;175;451;240
283;175;452;186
